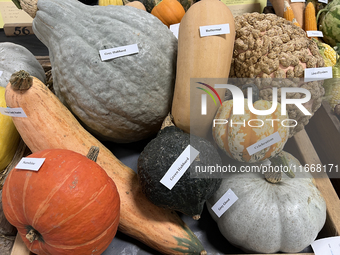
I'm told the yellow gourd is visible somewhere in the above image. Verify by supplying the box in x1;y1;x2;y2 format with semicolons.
99;0;123;6
0;87;20;170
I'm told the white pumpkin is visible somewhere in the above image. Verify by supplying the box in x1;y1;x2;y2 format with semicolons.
206;151;326;254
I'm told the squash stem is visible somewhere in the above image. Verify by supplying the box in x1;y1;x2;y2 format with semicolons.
26;228;39;243
9;70;33;91
161;113;175;130
86;146;99;162
265;152;295;183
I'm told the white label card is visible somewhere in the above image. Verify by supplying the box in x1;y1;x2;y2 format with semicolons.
290;0;305;2
199;24;230;37
99;44;139;61
246;132;282;156
0;71;3;77
311;236;340;255
170;23;180;39
211;189;238;217
160;145;200;190
318;0;328;4
306;31;323;37
16;158;45;171
0;107;27;117
304;66;333;81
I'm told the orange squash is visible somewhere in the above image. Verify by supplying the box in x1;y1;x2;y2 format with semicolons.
5;71;206;255
2;148;120;255
125;0;146;10
212;99;290;163
151;0;185;27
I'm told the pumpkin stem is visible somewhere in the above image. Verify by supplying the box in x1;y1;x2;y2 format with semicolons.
161;113;175;130
86;146;100;162
26;229;39;243
9;70;33;91
242;83;260;103
200;250;208;255
265;152;295;183
192;214;201;220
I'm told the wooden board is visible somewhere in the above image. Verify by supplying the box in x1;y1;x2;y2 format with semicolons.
3;23;33;37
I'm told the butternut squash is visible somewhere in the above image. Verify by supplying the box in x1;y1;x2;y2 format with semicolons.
5;71;206;255
171;0;235;139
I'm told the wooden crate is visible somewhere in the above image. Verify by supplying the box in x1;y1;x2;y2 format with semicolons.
10;129;340;255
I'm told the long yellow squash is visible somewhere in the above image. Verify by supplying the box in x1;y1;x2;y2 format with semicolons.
171;0;235;138
5;71;206;255
0;86;20;170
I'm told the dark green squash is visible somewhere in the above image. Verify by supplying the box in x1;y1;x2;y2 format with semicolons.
137;120;222;220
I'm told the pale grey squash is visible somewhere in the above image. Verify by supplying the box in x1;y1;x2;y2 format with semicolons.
32;0;177;143
0;42;46;88
206;151;327;254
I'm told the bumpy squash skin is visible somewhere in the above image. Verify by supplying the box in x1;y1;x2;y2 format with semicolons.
0;42;46;87
2;149;120;255
5;76;206;255
33;0;177;143
171;0;235;138
0;87;20;170
138;126;222;219
206;151;327;254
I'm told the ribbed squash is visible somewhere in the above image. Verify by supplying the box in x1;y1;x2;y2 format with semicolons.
32;0;177;143
2;148;120;255
0;87;20;171
213;99;289;163
151;0;185;27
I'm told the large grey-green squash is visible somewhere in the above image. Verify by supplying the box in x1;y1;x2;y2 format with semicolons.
206;151;327;254
0;42;46;87
32;0;177;143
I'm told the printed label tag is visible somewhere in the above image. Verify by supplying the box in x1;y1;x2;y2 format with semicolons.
211;189;238;217
318;0;328;4
304;66;333;81
306;31;323;38
0;71;3;77
199;24;230;37
170;23;180;39
0;107;27;117
160;145;200;190
246;132;282;156
99;44;139;61
290;0;305;2
16;158;45;171
311;236;340;255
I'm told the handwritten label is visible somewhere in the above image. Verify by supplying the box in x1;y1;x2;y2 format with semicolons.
311;236;340;255
304;66;333;81
99;44;139;61
0;107;27;117
318;0;328;4
170;23;180;39
16;158;45;171
199;24;230;37
160;145;200;190
246;132;282;156
211;189;238;217
306;31;323;38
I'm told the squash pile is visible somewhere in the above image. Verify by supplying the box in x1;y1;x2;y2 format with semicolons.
0;0;332;254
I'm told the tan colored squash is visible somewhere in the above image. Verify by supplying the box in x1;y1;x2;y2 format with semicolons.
171;0;235;138
5;71;206;255
125;0;146;10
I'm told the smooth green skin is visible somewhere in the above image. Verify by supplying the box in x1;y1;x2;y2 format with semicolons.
0;42;46;88
319;5;340;47
32;0;178;143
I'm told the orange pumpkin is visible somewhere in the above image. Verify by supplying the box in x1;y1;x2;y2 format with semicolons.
2;148;120;255
151;0;185;27
213;99;290;163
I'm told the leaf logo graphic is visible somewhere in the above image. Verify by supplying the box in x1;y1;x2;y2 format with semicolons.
196;82;222;106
